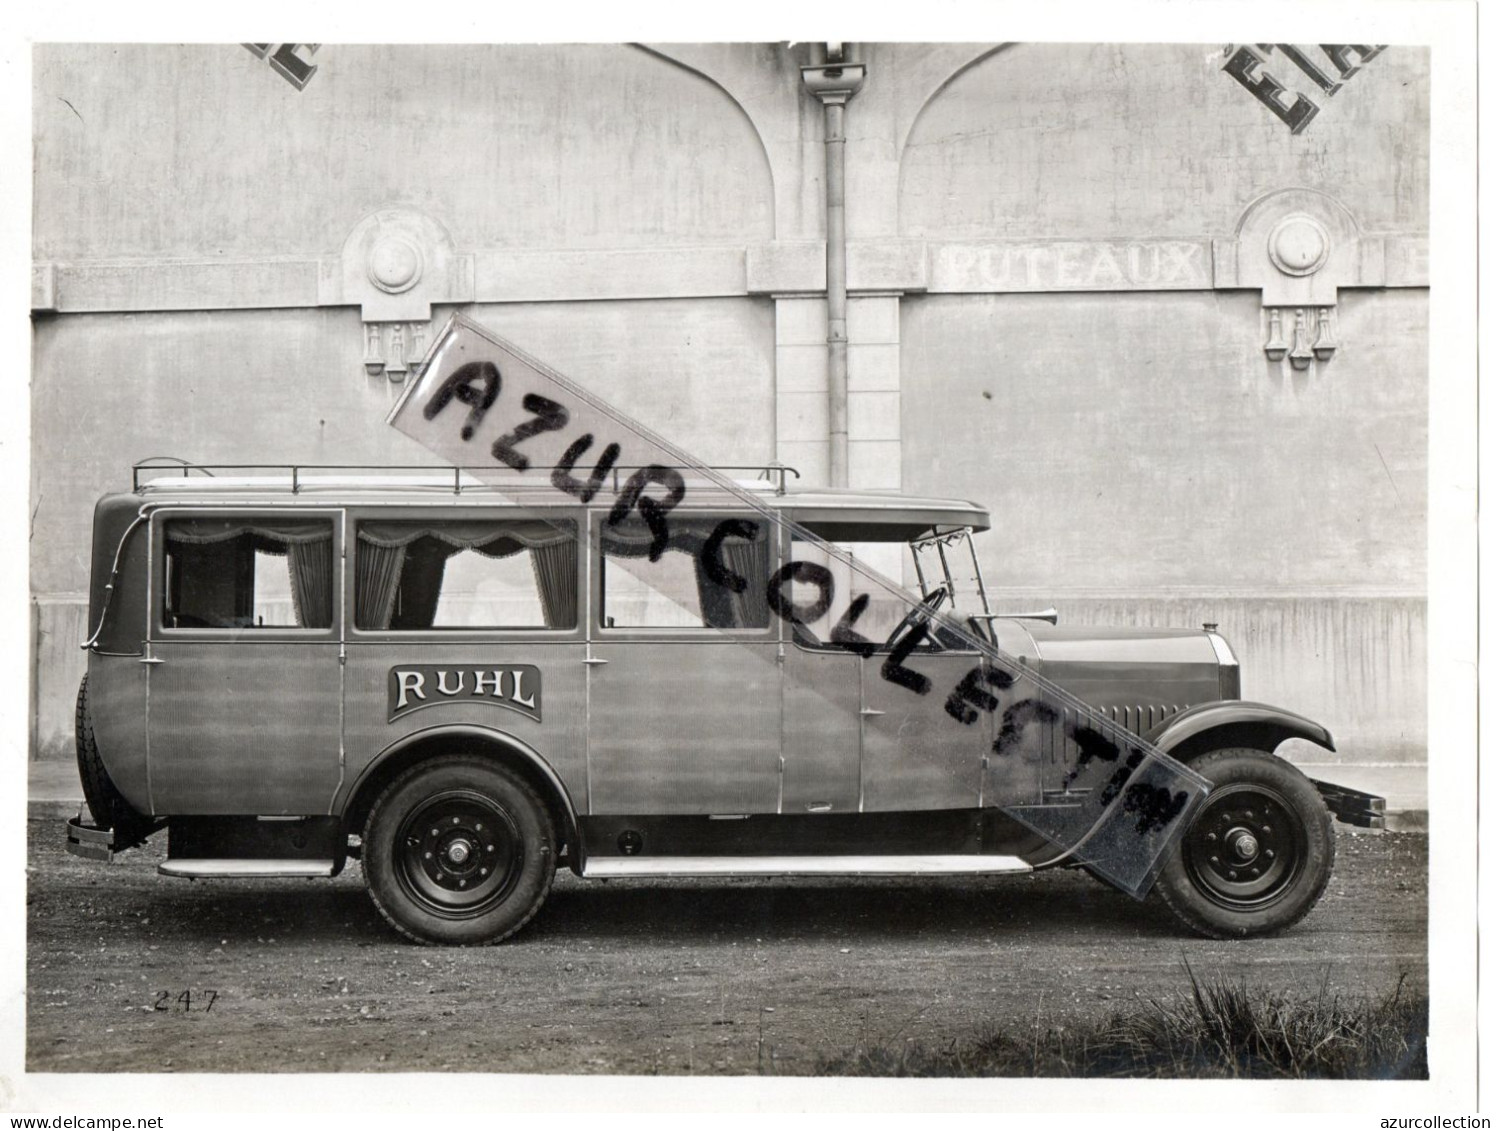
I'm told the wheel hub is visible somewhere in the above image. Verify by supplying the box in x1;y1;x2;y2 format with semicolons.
395;790;522;917
1184;784;1307;910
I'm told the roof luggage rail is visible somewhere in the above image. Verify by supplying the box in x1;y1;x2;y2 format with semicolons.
131;459;803;495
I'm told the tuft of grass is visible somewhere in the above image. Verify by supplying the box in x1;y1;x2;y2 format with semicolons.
813;967;1426;1079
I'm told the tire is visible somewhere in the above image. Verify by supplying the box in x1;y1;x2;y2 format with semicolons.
362;756;556;946
75;675;154;848
1154;748;1334;939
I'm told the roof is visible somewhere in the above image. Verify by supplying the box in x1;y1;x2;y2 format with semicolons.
125;466;990;535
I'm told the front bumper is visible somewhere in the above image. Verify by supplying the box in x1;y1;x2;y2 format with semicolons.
1310;779;1387;830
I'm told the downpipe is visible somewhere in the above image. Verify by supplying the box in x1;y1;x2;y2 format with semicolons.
801;44;866;489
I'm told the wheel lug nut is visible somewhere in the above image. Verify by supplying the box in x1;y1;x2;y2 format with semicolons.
1210;855;1219;864
1228;869;1239;879
1264;849;1275;859
1206;832;1217;842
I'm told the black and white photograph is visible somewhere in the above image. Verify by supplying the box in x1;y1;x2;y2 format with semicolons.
3;1;1480;1119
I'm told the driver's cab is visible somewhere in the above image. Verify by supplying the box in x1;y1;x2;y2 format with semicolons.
769;492;1045;815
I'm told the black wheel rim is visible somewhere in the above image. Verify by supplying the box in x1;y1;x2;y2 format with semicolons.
394;789;523;919
1183;783;1307;911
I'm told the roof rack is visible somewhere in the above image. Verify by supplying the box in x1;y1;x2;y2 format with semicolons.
131;458;803;496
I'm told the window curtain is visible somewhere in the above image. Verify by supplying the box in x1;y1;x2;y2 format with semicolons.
390;538;451;630
601;520;768;629
164;519;331;546
355;521;577;630
529;541;578;629
355;543;407;632
718;534;770;628
286;538;333;628
165;520;332;629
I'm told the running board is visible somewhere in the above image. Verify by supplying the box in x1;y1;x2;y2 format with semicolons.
582;854;1032;878
159;859;337;879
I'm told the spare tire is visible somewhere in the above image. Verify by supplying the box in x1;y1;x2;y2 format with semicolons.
76;675;154;848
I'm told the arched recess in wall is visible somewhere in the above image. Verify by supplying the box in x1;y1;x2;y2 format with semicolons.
32;44;777;261
894;44;1013;158
628;44;778;239
901;44;1430;241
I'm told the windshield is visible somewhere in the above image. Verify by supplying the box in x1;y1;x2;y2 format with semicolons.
910;529;991;619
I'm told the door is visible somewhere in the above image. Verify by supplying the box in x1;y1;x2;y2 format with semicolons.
339;510;590;814
857;629;993;813
586;513;782;815
146;509;344;815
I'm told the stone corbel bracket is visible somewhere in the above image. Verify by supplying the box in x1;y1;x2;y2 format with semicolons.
320;209;475;381
1213;188;1424;371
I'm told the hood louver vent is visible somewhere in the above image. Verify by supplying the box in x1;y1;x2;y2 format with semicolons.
1098;703;1185;737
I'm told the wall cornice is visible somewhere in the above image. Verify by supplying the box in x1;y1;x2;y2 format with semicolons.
31;234;1428;315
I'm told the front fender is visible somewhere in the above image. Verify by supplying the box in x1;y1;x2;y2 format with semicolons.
1146;700;1336;762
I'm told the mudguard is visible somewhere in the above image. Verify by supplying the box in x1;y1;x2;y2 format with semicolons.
341;723;582;849
1147;700;1336;761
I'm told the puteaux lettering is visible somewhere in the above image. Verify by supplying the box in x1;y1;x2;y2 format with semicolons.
388;665;541;723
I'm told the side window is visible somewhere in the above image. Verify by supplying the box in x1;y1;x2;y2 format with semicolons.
355;519;577;631
601;517;770;630
785;535;950;652
163;517;334;629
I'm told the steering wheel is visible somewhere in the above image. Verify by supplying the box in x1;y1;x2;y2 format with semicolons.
881;586;948;652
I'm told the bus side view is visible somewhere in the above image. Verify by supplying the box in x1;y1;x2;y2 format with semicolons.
68;460;1382;945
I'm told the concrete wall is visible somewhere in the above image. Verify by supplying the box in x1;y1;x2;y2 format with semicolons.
896;43;1428;240
899;289;1427;593
30;42;1428;765
34;44;774;259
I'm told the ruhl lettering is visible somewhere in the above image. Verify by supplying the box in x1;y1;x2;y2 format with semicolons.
388;665;542;723
395;670;427;710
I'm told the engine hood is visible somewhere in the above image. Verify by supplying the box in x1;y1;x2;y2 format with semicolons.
1006;622;1227;724
1017;622;1219;666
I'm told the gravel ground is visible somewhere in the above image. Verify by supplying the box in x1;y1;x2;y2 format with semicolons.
25;820;1426;1075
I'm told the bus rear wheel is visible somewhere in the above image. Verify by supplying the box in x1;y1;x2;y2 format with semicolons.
363;756;555;945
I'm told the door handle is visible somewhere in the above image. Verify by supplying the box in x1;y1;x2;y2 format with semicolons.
583;658;609;666
859;708;885;717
